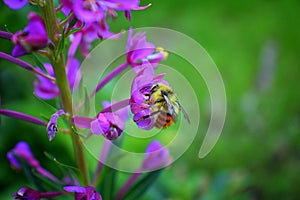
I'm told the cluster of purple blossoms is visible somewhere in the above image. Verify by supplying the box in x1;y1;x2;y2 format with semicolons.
74;28;169;138
1;0;175;199
73;101;129;140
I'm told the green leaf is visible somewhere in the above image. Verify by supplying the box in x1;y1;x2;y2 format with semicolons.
71;126;90;138
32;170;63;191
44;152;80;186
15;155;46;192
32;53;47;72
68;17;79;31
32;93;58;113
66;21;85;37
99;166;118;200
44;152;79;172
67;27;82;36
4;24;11;33
123;169;163;200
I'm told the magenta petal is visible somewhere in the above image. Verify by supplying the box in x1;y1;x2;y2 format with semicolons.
34;81;59;99
68;33;82;58
102;101;129;121
146;140;162;153
73;0;104;23
34;63;59;99
133;109;153;130
7;142;39;169
12;44;27;57
4;0;27;10
142;140;171;170
73;116;94;129
7;152;21;169
126;29;156;65
61;0;73;9
91;114;111;134
91;119;104;135
105;113;125;130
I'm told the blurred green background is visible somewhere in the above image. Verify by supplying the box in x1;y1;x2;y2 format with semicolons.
1;0;300;199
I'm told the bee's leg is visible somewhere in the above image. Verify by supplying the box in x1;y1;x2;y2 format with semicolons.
149;98;165;107
133;110;160;122
150;84;159;94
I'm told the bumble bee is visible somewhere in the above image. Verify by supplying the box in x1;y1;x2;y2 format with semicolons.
136;83;190;129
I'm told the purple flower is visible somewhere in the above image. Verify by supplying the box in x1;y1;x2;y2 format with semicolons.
142;140;172;170
64;186;102;200
34;58;80;99
73;101;128;140
11;13;48;57
126;28;168;70
7;142;60;183
47;110;66;141
4;0;27;10
73;112;124;140
130;60;168;129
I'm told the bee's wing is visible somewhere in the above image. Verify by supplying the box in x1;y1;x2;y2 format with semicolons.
179;104;191;124
162;93;178;120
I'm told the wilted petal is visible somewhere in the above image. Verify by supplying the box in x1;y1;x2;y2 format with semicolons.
47;110;65;141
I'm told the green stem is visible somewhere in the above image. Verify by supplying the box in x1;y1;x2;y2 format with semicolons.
40;0;59;44
40;0;89;185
